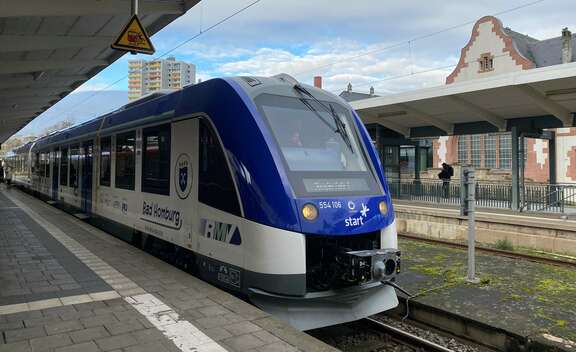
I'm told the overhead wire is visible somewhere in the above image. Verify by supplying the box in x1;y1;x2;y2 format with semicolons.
51;0;262;120
329;51;517;95
44;0;547;122
292;0;547;78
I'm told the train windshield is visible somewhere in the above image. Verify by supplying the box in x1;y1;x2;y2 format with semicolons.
255;93;381;197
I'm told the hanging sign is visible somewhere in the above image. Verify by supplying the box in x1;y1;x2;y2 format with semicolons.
111;14;155;55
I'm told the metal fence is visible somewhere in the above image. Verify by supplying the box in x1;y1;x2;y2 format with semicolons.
387;178;576;214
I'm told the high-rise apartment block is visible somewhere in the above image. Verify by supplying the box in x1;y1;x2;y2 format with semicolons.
128;56;196;100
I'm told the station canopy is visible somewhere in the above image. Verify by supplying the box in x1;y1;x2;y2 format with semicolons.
0;0;200;143
351;62;576;138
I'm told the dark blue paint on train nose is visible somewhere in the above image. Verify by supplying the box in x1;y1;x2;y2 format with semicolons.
295;196;393;235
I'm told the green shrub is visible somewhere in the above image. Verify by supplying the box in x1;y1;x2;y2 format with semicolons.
494;238;514;251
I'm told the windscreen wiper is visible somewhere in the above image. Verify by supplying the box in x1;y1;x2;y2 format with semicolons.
293;84;354;153
298;97;334;131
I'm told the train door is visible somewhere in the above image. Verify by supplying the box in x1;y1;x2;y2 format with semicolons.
51;149;59;200
81;141;94;213
171;118;198;250
194;118;244;291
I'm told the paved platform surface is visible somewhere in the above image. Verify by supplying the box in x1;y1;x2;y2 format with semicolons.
397;237;576;343
0;185;336;352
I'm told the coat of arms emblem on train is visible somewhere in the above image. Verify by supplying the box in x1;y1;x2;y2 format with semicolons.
175;153;192;199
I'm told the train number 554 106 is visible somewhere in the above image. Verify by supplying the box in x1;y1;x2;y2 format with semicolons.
318;201;342;209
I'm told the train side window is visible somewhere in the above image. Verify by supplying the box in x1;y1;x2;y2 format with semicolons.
54;150;60;179
43;152;50;177
60;147;69;186
142;124;171;195
34;153;40;176
115;131;136;190
100;137;111;186
69;145;79;188
198;119;241;216
39;152;44;177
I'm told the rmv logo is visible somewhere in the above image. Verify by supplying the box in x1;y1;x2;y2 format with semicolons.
203;219;242;245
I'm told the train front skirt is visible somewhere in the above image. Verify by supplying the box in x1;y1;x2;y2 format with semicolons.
249;283;398;331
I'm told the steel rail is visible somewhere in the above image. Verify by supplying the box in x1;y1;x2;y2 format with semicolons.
364;317;456;352
399;233;576;268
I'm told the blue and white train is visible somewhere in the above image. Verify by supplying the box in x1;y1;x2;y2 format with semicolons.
6;74;400;330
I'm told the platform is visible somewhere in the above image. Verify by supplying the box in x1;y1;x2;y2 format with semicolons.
0;185;336;352
394;202;576;256
396;236;576;346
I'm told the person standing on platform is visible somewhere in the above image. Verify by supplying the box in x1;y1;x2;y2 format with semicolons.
3;160;11;185
438;162;454;198
0;160;4;184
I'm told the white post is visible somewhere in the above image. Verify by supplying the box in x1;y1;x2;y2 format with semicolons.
465;168;479;283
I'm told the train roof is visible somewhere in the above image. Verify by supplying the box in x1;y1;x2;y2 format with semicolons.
30;87;183;150
13;141;34;154
12;74;331;153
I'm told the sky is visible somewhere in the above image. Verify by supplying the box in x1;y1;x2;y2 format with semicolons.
16;0;576;136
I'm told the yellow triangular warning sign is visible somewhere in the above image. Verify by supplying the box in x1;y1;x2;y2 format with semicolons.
111;14;155;55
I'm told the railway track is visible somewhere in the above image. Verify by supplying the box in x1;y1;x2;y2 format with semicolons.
399;233;576;268
363;317;456;352
308;316;477;352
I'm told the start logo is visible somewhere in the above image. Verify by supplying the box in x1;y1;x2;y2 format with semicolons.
344;202;370;227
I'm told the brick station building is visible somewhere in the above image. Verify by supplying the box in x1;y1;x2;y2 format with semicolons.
434;16;576;183
336;16;576;183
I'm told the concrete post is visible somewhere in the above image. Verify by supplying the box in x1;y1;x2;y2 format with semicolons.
461;167;479;283
511;127;520;210
466;169;478;283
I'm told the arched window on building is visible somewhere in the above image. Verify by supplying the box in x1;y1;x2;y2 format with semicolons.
485;135;497;168
499;134;512;169
479;53;494;72
471;135;481;168
458;136;468;165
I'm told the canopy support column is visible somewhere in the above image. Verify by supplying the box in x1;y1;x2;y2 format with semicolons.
549;131;556;185
511;127;520;211
414;144;421;182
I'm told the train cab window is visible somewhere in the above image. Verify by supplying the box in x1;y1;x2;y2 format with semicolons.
115;131;135;190
255;94;381;197
198;119;241;216
69;145;80;188
142;124;171;195
100;137;111;187
60;148;69;186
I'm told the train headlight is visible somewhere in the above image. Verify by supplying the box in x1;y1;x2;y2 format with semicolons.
379;201;388;215
302;203;318;221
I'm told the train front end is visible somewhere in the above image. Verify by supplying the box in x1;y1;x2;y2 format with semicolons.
228;75;400;330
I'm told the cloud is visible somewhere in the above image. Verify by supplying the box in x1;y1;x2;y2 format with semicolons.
208;40;456;95
73;82;117;93
91;0;576;96
21;0;576;138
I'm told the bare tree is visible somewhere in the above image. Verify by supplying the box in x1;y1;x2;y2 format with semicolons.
0;135;37;157
41;118;75;136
